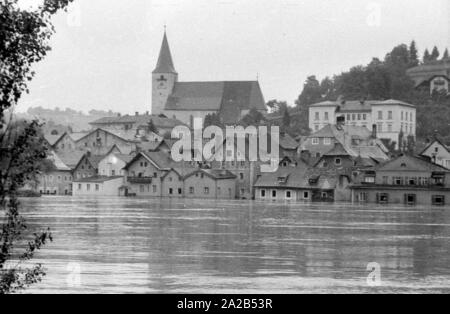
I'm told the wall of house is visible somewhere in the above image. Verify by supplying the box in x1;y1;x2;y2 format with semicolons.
98;154;127;177
352;188;450;206
309;105;337;132
53;134;76;152
161;171;184;197
75;129;135;155
73;178;123;196
421;142;450;169
74;156;98;180
125;156;165;196
37;170;73;195
255;187;313;202
184;174;235;199
315;156;354;169
372;104;416;145
375;170;436;185
301;137;339;159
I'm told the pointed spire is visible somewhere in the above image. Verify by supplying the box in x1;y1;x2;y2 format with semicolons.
153;29;177;74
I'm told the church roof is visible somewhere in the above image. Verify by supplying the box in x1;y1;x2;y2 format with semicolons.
153;32;177;74
165;81;266;123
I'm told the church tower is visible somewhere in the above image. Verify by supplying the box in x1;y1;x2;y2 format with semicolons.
152;30;178;115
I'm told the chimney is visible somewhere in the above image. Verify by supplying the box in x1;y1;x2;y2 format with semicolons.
336;116;345;128
372;124;377;139
337;95;345;105
146;111;150;116
300;150;311;165
117;113;121;117
86;151;91;157
135;112;139;116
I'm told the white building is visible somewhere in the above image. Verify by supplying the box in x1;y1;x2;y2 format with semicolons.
309;99;416;147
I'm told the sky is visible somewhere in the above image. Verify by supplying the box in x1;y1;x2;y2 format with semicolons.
17;0;450;114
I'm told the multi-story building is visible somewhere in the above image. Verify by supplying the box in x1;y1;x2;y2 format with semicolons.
300;124;390;162
73;176;124;197
407;59;450;95
350;155;450;205
309;99;416;147
37;151;74;195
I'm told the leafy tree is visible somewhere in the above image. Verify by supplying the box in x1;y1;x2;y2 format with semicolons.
240;108;265;127
204;113;223;128
1;0;73;294
282;107;291;127
431;46;440;61
296;76;323;108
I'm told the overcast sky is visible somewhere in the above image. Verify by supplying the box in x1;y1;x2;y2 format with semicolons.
17;0;450;114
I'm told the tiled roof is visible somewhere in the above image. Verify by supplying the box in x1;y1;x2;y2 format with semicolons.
377;155;449;172
113;154;134;164
371;99;415;107
184;169;236;180
309;99;414;111
90;115;184;129
69;132;89;141
278;133;300;150
165;81;267;123
47;151;71;171
254;167;344;190
73;176;123;183
56;151;85;170
124;151;175;170
323;143;352;156
44;133;64;146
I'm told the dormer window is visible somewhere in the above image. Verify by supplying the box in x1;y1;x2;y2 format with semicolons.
312;138;319;145
335;158;342;166
401;163;407;168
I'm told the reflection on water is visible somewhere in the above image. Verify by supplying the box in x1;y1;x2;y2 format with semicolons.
18;196;450;293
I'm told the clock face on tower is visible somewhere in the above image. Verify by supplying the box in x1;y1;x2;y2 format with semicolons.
157;75;167;90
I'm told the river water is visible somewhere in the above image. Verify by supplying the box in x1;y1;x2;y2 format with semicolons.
17;196;450;294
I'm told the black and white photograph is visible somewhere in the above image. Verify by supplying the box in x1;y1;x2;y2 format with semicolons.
1;0;450;298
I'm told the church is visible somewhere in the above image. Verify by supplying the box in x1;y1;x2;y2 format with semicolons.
151;31;268;126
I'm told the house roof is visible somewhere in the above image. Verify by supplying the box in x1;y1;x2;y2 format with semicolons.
406;59;450;85
74;153;105;171
124;151;175;170
112;154;135;164
278;133;300;150
323;143;352;156
47;151;71;171
309;99;414;111
164;81;267;123
153;31;177;74
44;133;64;146
184;169;236;181
419;138;450;156
254;167;345;190
69;132;89;141
56;151;85;170
73;176;123;183
90;114;184;129
377;155;449;172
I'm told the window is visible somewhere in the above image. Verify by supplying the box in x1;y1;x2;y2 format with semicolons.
382;176;388;184
169;177;173;182
272;190;277;198
405;112;408;121
388;111;393;120
357;114;361;120
303;192;309;199
347;114;351;121
358;192;368;203
401;111;404;120
393;177;403;185
410;113;413;122
87;184;90;191
377;123;383;133
152;185;157;193
189;187;194;194
312;138;319;145
432;195;445;206
352;114;356;120
315;112;320;121
377;193;389;204
378;111;383;120
405;194;416;206
335;158;342;166
286;191;292;199
324;112;329;120
178;188;182;195
314;125;320;131
363;114;367;120
169;188;173;195
323;138;331;145
140;185;145;193
95;184;99;191
387;124;393;132
111;170;116;176
364;176;375;183
261;190;266;198
204;187;210;195
153;173;157;178
78;184;82;190
240;189;245;195
239;173;244;180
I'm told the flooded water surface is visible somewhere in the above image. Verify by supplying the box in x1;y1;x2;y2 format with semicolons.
19;196;450;293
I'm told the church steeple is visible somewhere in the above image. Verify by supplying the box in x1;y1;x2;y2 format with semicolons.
153;31;177;74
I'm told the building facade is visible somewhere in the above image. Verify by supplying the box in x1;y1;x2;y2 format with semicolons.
151;31;267;126
420;139;450;169
309;99;416;147
351;155;450;206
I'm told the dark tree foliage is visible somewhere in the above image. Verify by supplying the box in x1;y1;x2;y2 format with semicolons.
204;113;224;128
409;40;419;67
423;49;431;63
0;0;73;294
431;46;440;61
239;108;265;127
443;48;449;60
